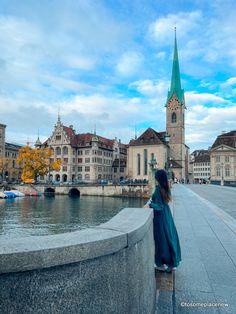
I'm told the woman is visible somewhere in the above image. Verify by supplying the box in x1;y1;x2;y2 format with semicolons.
144;169;181;272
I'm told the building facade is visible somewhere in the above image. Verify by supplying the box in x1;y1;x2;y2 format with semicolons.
42;117;127;183
0;123;22;183
4;142;22;182
128;128;168;180
210;131;236;186
0;123;6;158
191;150;211;183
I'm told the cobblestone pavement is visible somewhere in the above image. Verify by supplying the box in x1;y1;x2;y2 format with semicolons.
156;184;236;314
184;184;236;220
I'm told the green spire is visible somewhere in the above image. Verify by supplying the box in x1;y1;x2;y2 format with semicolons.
166;28;184;105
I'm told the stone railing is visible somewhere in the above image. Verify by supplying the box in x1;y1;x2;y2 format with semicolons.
0;208;156;314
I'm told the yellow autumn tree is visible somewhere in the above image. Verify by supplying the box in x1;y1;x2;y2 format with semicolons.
17;146;61;183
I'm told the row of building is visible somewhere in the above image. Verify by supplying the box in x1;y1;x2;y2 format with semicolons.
1;30;236;186
189;131;236;186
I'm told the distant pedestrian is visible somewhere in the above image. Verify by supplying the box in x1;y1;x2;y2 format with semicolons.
144;169;181;272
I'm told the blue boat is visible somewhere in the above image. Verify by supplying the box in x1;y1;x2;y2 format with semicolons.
4;191;17;198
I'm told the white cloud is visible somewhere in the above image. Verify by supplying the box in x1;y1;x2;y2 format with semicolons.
186;104;236;148
116;52;143;76
148;11;203;45
185;91;229;106
156;51;166;60
130;79;169;99
221;77;236;87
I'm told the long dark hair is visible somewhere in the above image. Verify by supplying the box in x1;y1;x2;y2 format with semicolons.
155;169;171;203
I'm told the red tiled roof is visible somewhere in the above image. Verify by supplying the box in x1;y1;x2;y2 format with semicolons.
63;126;76;138
71;133;114;150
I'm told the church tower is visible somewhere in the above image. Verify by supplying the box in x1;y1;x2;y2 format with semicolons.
166;28;187;180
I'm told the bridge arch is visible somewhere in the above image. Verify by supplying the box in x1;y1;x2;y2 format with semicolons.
69;188;80;197
44;187;55;196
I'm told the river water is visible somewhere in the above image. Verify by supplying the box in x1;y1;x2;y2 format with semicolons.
0;195;145;238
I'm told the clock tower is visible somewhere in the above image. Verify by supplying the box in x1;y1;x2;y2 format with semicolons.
166;28;187;180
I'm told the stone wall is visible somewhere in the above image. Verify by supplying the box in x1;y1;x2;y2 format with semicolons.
0;208;156;314
15;184;151;198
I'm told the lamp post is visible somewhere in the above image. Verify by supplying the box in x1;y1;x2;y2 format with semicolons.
148;157;157;193
164;133;171;179
221;162;224;186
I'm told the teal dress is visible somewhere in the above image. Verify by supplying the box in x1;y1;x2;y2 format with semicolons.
149;185;181;268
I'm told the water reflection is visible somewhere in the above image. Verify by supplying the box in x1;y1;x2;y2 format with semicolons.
0;196;145;238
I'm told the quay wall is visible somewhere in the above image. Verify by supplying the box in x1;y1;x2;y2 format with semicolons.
15;184;151;198
0;208;156;314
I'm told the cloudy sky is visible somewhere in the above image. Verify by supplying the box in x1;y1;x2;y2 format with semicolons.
0;0;236;151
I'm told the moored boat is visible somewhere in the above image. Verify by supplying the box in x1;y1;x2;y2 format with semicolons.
8;190;25;197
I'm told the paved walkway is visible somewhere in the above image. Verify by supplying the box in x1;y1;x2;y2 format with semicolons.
155;184;236;314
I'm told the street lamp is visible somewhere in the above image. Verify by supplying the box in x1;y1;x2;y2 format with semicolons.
221;162;224;186
164;133;171;179
148;156;157;193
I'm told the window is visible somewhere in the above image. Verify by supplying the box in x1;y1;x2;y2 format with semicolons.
225;156;229;162
85;150;90;155
78;150;83;155
215;156;220;162
171;112;177;123
137;153;141;175
85;174;90;180
144;149;148;175
85;158;90;163
78;174;82;180
225;167;230;177
56;147;61;155
216;167;221;177
62;166;67;171
56;135;61;141
78;166;82;172
85;166;90;172
63;146;68;155
120;167;124;173
78;158;83;163
63;158;68;164
98;166;102;172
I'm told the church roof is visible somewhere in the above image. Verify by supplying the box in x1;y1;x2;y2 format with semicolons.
129;128;167;146
211;130;236;150
166;28;185;105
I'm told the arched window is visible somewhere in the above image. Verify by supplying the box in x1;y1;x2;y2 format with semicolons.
56;147;61;155
55;174;60;182
85;174;90;180
171;112;177;123
78;174;82;180
137;154;141;175
62;174;67;182
63;146;68;155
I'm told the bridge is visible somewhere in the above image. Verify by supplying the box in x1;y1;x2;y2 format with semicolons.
14;183;151;198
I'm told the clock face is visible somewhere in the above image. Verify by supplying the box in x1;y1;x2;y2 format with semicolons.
168;101;179;110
